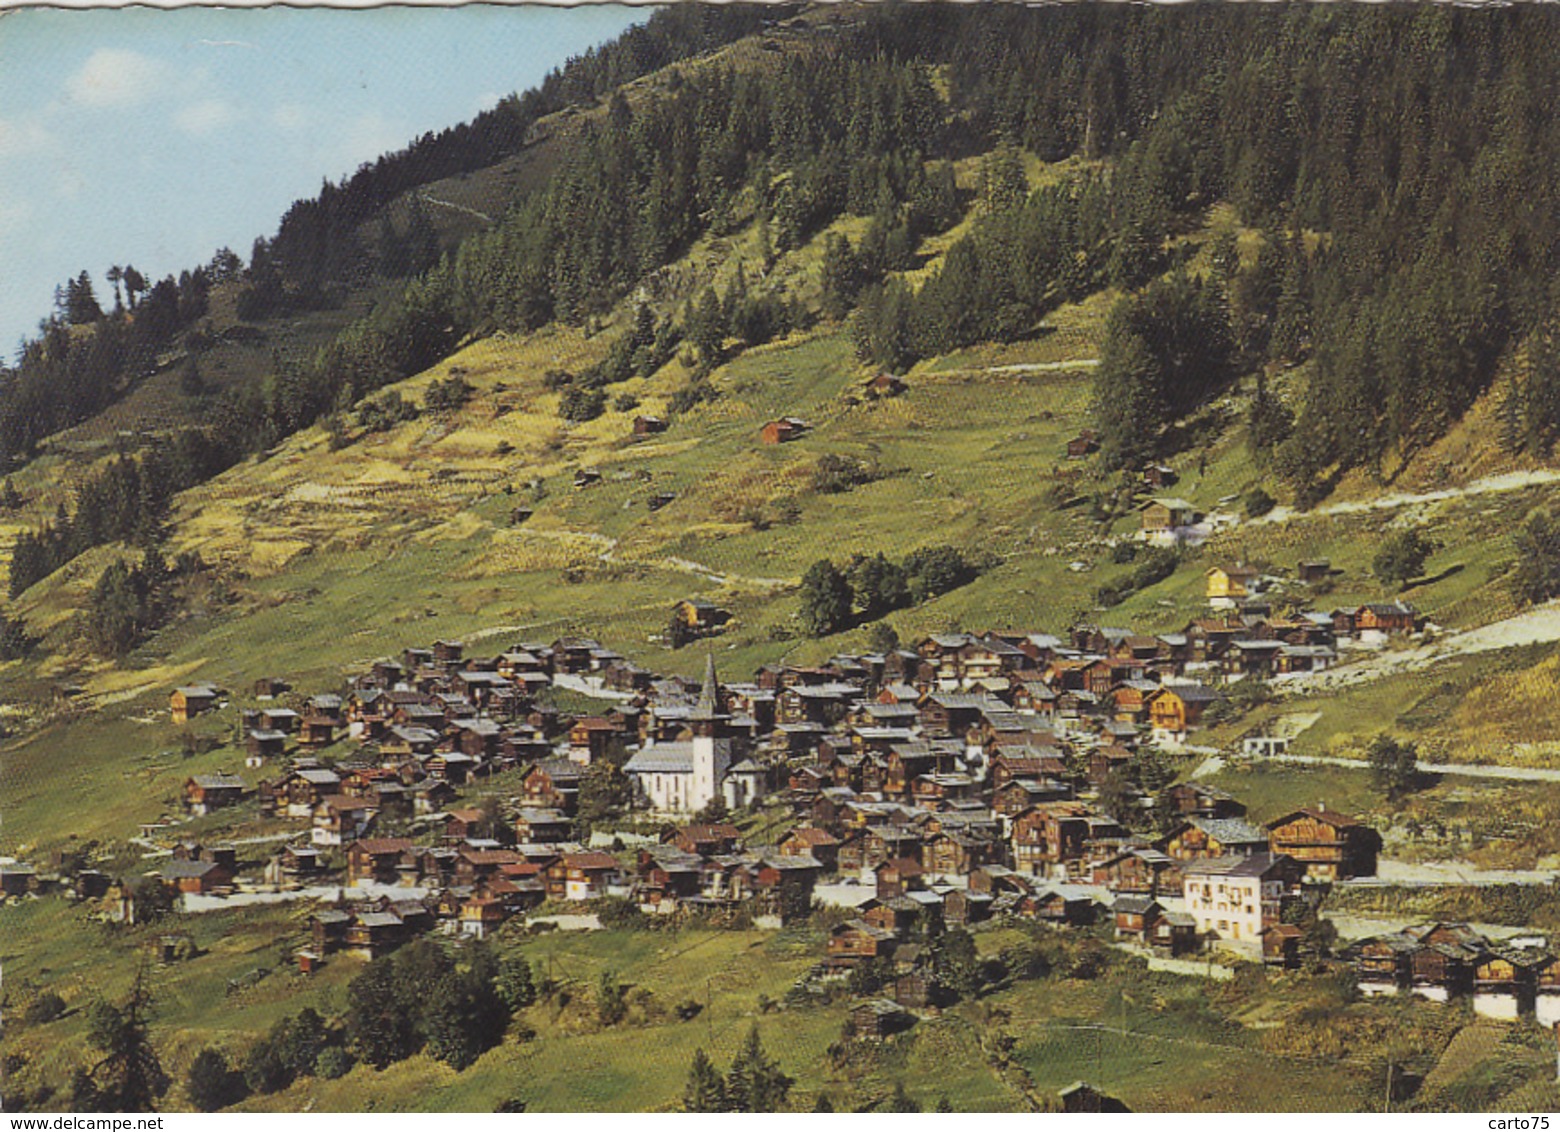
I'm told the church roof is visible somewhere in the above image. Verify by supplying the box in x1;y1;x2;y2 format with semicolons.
623;742;695;774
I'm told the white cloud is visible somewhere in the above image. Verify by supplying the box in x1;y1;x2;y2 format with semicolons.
66;48;171;109
175;99;238;137
0;116;51;160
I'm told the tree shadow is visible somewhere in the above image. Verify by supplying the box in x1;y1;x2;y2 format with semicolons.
1408;563;1464;589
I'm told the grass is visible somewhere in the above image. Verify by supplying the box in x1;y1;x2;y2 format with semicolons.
12;64;1560;1114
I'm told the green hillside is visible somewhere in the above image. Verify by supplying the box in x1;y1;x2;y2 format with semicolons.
13;2;1560;1115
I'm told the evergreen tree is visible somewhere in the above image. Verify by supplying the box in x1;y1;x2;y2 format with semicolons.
821;234;862;321
683;1048;726;1112
66;271;105;325
84;968;169;1112
1510;509;1560;606
723;1024;793;1113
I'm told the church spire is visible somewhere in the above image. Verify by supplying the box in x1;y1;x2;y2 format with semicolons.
692;652;720;720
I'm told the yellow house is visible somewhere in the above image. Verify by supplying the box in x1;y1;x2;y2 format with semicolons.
170;685;218;724
1205;565;1259;609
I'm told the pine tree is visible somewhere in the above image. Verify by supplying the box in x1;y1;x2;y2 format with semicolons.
85;967;169;1112
724;1024;793;1112
683;1048;726;1112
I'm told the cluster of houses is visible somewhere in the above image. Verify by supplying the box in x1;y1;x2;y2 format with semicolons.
135;618;1407;979
1347;922;1560;1023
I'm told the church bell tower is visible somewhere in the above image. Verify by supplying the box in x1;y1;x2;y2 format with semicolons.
690;653;731;812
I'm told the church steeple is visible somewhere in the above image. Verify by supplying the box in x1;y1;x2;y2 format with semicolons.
691;652;722;721
689;651;731;814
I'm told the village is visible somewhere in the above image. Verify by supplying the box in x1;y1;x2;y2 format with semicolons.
9;551;1557;1039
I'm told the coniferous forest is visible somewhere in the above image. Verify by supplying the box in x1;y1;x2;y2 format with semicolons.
8;3;1560;588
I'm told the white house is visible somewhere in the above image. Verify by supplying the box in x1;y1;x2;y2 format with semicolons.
1182;853;1294;952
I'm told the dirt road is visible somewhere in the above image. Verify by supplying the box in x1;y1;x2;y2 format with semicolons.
1256;467;1560;527
1275;598;1560;695
1250;749;1560;783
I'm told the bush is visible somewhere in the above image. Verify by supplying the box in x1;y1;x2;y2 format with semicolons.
559;385;606;423
314;1046;353;1080
187;1048;246;1112
1245;487;1276;518
668;379;717;413
24;992;66;1025
614;392;640;412
597;896;649;932
902;545;979;603
242;1038;292;1095
424;374;473;412
1373;528;1433;589
812;453;876;494
356;390;419;433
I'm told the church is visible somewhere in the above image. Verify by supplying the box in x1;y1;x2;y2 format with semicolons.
623;655;744;816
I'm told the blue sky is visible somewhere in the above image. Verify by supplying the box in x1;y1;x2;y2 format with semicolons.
0;4;646;349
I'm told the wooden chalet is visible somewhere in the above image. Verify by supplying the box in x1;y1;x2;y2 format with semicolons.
345;838;415;887
1112;895;1161;944
1157;817;1267;862
344;911;408;960
1261;923;1305;968
672;598;731;633
759;417;808;444
1139;497;1198;534
184;773;245;815
850;998;915;1039
1265;808;1380;881
668;823;743;857
170;684;218;724
514;807;573;844
826;919;896;970
159;858;234;895
864;373;908;399
1149;910;1198;956
1145;683;1224;739
549;851;619;900
779;827;839;871
1090;848;1179;896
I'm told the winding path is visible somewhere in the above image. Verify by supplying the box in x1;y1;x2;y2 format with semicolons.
515;525;792;589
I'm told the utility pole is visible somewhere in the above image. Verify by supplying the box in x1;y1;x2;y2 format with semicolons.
1383;1061;1393;1114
